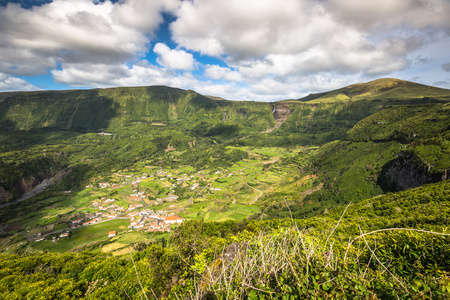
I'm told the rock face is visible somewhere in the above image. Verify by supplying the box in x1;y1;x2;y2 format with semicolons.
18;177;35;195
262;103;293;133
272;103;292;125
379;151;443;192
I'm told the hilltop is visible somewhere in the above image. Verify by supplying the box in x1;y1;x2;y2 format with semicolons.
297;78;450;103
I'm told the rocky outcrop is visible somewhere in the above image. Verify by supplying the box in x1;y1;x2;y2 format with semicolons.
272;103;292;125
18;177;36;195
379;151;444;192
263;103;293;133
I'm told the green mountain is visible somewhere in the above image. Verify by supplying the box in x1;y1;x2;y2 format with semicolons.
0;78;449;298
298;78;450;103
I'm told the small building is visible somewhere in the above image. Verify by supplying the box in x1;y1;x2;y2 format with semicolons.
60;232;69;238
108;231;117;238
162;215;184;225
129;211;139;217
150;224;161;230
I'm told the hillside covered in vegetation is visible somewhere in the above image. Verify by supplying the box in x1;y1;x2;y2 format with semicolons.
0;78;449;298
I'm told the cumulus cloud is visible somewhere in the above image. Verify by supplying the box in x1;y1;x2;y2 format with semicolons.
153;43;195;70
0;0;176;75
51;60;197;90
171;0;312;57
0;73;40;92
327;0;450;32
171;0;439;81
204;65;243;82
112;0;178;31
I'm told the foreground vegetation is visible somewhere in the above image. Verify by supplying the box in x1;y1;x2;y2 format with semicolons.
1;181;449;299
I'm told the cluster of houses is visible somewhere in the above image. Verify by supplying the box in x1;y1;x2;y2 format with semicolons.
34;209;184;243
33;169;198;244
128;208;183;231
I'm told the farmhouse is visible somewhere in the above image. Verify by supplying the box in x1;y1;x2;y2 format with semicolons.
162;215;184;225
149;224;161;231
108;231;117;238
129;211;139;217
60;232;69;238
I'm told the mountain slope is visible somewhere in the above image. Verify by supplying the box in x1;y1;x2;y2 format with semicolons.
297;78;450;103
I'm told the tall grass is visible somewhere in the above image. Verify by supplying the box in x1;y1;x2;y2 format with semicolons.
181;224;450;299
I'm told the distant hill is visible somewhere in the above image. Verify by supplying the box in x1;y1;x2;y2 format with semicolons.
297;78;450;103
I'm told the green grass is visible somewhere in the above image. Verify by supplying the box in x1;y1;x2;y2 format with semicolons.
70;220;129;243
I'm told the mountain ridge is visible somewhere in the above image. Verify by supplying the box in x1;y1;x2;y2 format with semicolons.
2;78;450;105
296;78;450;103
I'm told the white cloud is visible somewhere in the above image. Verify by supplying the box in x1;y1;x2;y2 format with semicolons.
328;0;450;32
51;63;132;87
171;0;312;57
172;0;440;82
0;73;40;92
51;60;197;90
204;65;243;82
153;43;195;70
112;0;178;32
0;0;176;75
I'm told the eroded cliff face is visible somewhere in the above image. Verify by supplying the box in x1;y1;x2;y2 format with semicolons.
272;103;292;125
18;177;36;195
0;170;71;206
379;151;445;192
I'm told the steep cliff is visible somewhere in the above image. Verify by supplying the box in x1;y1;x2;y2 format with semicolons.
379;151;446;192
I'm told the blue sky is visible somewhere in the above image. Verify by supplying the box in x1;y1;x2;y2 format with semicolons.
0;0;449;101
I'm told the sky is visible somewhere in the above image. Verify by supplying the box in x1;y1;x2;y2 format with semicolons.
0;0;449;101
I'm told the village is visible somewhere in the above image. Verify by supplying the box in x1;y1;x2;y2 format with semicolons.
1;147;299;254
24;153;281;247
31;166;229;244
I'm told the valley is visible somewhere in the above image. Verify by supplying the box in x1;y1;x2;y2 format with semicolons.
0;78;449;299
1;145;317;254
